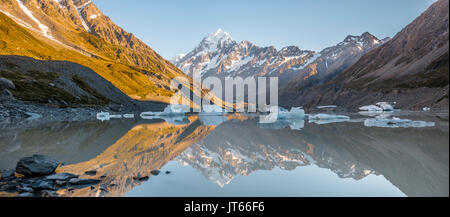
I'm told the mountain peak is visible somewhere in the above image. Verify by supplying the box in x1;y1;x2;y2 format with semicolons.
343;32;381;45
195;28;233;53
205;28;232;43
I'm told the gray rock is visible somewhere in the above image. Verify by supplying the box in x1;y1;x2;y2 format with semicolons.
15;155;60;177
42;190;58;197
18;186;34;193
0;77;15;90
0;169;15;180
68;178;101;186
46;173;78;181
29;179;55;191
0;184;17;192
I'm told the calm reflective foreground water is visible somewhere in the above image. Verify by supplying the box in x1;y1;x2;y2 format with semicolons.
0;112;448;197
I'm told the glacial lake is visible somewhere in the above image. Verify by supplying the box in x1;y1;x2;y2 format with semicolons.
0;111;448;197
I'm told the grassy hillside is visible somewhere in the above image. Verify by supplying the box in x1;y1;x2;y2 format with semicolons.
0;12;175;102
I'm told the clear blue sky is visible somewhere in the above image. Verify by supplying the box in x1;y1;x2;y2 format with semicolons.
94;0;436;59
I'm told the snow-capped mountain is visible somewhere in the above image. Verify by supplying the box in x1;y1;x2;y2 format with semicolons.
173;29;317;85
281;32;387;94
280;0;449;110
174;29;386;87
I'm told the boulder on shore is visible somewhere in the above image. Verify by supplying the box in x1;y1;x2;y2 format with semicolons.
15;155;60;177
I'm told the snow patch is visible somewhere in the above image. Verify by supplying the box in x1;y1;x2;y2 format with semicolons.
16;0;54;40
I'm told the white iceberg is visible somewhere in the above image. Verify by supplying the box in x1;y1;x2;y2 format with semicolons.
364;117;435;128
259;106;306;124
358;111;393;118
96;112;122;121
270;106;306;119
140;104;189;118
123;114;135;119
376;102;395;111
359;105;383;112
307;114;351;125
317;105;337;109
359;102;395;112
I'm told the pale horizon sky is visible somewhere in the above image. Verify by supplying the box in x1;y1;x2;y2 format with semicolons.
94;0;436;59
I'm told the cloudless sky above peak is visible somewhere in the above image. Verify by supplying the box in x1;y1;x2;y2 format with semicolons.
94;0;436;59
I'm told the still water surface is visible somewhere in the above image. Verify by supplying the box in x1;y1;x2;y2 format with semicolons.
0;112;448;197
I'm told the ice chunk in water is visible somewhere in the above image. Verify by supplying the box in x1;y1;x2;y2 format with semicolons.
423;107;431;112
308;114;350;125
141;104;189;117
123;114;135;119
359;105;383;112
317;105;337;109
96;112;121;121
364;117;435;128
259;106;305;123
376;102;394;111
360;102;395;112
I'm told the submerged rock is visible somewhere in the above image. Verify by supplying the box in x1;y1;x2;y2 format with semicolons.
84;170;97;176
15;155;59;177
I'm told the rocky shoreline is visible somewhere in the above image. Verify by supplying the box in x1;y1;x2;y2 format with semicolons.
0;155;103;197
0;155;166;197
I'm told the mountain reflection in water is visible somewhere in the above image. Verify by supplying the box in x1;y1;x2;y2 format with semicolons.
0;113;448;197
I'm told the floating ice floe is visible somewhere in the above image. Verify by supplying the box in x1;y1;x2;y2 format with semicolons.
358;111;394;120
317;105;338;109
123;114;135;119
423;107;431;112
359;102;395;112
96;112;122;121
364;117;435;128
272;106;306;119
259;106;306;124
307;114;351;125
140;104;190;118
